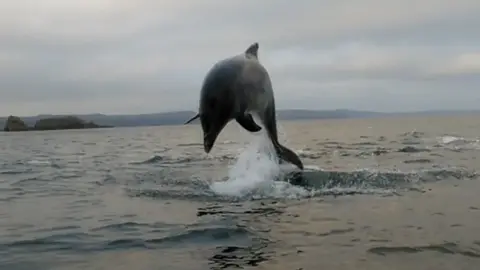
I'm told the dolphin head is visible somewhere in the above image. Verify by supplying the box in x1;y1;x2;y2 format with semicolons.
199;96;233;153
183;107;229;154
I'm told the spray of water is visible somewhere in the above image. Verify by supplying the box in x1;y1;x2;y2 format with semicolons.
209;129;311;199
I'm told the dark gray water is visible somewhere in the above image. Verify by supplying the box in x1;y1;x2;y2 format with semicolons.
1;116;480;269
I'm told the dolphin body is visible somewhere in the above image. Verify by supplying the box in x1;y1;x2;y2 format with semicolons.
184;42;304;170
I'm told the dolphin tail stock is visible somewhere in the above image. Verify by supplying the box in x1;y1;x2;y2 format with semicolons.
262;102;304;170
184;113;200;125
273;142;304;170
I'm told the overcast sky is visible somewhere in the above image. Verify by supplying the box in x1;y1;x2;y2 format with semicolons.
1;0;479;116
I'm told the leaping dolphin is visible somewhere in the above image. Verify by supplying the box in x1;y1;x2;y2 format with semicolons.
185;42;304;170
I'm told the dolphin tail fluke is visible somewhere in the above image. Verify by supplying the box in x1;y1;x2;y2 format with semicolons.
184;113;200;125
274;143;304;170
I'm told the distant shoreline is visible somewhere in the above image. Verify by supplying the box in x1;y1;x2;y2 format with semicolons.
2;115;110;132
1;109;479;130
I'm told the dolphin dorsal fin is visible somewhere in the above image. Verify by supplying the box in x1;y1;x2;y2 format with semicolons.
245;42;259;59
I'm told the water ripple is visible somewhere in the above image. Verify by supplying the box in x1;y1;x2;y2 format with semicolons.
368;242;480;258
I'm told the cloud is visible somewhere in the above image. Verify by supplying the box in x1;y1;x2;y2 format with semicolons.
0;0;479;116
430;53;480;76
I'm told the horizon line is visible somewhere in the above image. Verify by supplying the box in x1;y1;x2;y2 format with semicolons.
1;108;480;119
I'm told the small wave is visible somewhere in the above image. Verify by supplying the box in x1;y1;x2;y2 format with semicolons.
404;158;432;164
0;168;35;175
297;149;327;159
197;205;284;217
176;143;203;147
398;146;430;153
26;160;52;166
400;130;425;138
208;241;273;269
131;155;164;164
129;154;236;166
103;228;246;249
2;225;251;253
90;221;177;232
351;141;378;146
125;187;222;202
368;242;480;258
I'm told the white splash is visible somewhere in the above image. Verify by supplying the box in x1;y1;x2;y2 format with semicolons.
440;135;466;145
438;135;480;150
209;131;311;199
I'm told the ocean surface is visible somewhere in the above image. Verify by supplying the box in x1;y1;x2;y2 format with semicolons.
1;115;480;270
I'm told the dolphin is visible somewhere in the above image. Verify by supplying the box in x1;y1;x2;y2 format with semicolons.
184;42;304;170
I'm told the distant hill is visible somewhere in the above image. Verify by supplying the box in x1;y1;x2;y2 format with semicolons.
1;109;479;129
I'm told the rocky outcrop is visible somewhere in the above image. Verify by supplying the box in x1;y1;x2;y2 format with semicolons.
3;115;108;132
3;115;29;131
33;116;102;131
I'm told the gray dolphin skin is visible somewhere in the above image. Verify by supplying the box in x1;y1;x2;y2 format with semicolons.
184;42;304;170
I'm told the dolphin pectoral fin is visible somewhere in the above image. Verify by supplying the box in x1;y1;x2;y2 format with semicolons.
235;114;262;132
184;113;200;125
274;143;304;170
